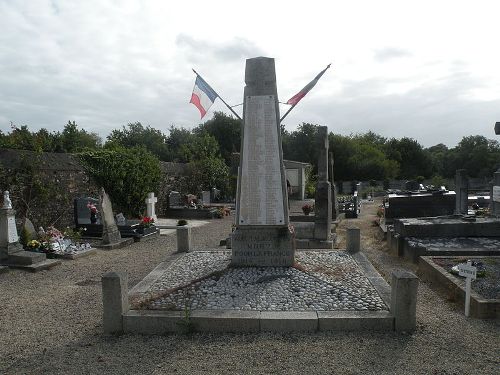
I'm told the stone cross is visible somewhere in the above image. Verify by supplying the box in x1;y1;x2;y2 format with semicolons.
145;192;157;221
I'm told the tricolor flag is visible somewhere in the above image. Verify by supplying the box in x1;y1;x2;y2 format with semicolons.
190;75;218;118
286;64;331;106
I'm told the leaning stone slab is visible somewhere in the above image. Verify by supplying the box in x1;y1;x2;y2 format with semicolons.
317;311;394;331
260;311;318;332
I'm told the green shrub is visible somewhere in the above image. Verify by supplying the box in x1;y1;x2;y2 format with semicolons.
79;147;161;217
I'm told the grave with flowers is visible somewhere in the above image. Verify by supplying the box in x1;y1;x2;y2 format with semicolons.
73;197;159;242
25;226;97;260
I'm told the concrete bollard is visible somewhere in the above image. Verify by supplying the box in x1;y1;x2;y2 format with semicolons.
346;227;360;253
102;271;129;334
176;226;191;252
390;269;419;332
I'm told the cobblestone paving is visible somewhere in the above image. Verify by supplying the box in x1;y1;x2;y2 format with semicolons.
144;250;387;311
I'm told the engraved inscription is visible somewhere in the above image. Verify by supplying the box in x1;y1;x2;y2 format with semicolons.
238;95;284;225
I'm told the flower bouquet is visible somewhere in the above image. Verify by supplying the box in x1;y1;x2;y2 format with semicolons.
302;203;314;215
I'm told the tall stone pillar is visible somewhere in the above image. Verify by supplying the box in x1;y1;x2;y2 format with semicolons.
454;169;468;215
231;57;295;267
314;126;332;241
329;151;338;220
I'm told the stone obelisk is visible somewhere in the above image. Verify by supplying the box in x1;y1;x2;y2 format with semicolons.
231;57;295;266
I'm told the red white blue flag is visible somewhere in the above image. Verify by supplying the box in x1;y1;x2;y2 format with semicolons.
286;64;331;106
190;75;218;118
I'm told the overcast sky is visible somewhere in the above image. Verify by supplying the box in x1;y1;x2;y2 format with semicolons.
1;0;499;147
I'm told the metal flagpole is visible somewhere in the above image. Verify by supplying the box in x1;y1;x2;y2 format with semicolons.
280;102;297;123
192;69;242;121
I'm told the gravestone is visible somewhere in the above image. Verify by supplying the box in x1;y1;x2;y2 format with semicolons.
99;188;122;246
314;126;332;241
145;192;157;221
115;213;126;226
231;57;295;267
74;197;100;226
168;191;182;207
0;191;60;270
201;191;211;205
455;169;468;215
405;180;421;191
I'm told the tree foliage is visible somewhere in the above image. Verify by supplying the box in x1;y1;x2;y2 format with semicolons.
78;147;161;217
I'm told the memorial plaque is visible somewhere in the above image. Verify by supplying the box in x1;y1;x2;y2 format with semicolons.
238;95;285;226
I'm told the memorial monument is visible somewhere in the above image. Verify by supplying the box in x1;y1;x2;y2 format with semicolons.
231;57;295;266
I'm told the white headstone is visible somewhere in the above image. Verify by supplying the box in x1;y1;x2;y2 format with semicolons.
145;192;157;221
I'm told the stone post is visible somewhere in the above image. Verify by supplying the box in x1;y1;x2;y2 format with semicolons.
390;269;418;332
346;227;360;253
490;171;500;217
314;126;332;241
176;226;191;252
329;151;338;220
102;271;129;334
454;169;468;215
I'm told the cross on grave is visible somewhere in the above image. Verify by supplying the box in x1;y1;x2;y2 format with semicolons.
458;261;477;317
145;192;157;221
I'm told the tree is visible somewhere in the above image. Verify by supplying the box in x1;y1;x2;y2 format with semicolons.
385;137;432;179
166;126;195;162
79;147;161;216
193;112;241;164
450;135;500;178
106;122;170;160
59;121;102;152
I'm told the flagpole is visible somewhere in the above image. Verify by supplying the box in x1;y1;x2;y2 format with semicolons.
280;103;297;123
192;69;242;121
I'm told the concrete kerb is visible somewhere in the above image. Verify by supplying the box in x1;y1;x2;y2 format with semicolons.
418;256;500;319
102;250;422;333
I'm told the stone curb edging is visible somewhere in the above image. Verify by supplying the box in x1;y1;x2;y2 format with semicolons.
418;256;500;319
122;309;395;334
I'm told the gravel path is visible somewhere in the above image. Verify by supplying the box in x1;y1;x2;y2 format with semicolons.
1;201;499;374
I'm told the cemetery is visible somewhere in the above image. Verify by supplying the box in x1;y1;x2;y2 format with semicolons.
1;56;499;373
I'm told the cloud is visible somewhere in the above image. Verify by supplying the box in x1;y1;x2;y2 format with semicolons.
374;47;412;62
176;34;266;64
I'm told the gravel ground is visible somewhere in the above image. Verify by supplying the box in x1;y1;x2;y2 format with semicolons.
1;200;499;374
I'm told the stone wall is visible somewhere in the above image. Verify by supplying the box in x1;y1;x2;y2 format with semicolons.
0;149;187;229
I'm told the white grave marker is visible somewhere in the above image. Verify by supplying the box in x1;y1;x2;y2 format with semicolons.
458;261;477;317
145;192;158;221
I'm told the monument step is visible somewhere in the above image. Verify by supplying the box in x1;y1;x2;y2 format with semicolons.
2;258;61;272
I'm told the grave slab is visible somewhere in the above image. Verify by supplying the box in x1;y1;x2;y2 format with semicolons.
418;256;499;319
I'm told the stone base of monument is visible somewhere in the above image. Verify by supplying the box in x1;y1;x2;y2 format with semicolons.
292;222;335;249
103;249;419;333
230;227;295;267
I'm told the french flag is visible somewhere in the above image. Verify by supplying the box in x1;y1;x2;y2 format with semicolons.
286;64;331;106
190;75;218;118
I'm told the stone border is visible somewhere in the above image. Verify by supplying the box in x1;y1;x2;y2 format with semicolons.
103;250;419;334
418;256;499;319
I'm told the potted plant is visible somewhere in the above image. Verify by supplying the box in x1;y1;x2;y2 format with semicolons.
302;203;314;215
138;216;156;235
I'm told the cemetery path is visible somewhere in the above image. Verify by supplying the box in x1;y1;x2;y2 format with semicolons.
0;207;499;374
